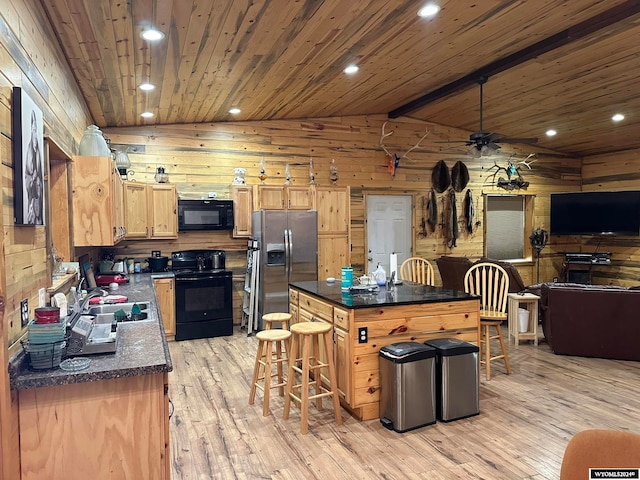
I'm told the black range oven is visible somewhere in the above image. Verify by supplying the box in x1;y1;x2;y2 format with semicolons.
171;250;233;341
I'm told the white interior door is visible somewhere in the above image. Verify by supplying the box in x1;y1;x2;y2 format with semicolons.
366;195;412;275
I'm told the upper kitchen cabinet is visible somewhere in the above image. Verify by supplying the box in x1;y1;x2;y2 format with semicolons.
231;185;253;237
124;183;177;240
316;186;349;234
124;182;148;239
316;186;351;280
148;184;178;239
256;185;314;210
72;156;125;246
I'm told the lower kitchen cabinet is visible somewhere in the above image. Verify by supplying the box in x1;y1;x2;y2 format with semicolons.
154;277;176;340
18;373;170;480
289;285;479;421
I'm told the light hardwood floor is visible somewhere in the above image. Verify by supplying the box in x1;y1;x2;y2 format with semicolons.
168;327;640;479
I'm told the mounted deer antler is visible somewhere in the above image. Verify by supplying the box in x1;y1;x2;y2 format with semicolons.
516;153;537;169
380;121;394;157
402;127;430;161
380;122;430;177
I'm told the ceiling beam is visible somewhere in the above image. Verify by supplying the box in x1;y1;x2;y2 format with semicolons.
389;0;640;118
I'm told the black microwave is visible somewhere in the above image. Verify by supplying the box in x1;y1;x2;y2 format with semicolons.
178;199;234;231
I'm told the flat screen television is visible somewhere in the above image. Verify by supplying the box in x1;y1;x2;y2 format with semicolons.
550;191;640;236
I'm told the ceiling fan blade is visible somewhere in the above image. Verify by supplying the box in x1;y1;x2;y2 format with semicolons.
498;137;539;144
484;132;503;142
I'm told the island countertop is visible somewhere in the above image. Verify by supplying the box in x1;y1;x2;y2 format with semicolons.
289;280;477;308
9;273;173;390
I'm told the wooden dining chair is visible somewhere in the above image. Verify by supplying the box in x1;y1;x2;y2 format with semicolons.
464;262;512;380
400;257;435;285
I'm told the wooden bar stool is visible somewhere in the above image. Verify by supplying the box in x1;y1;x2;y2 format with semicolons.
283;322;342;434
262;312;292;330
262;312;292;359
249;329;292;416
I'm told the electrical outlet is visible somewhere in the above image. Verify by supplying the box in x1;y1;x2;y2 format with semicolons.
21;299;29;327
208;192;217;198
358;327;368;344
553;277;558;283
38;288;46;307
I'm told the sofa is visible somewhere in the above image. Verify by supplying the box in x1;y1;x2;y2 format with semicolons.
540;282;640;361
436;256;526;293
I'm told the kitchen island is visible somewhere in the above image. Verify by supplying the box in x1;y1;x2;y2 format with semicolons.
10;273;173;480
289;280;480;421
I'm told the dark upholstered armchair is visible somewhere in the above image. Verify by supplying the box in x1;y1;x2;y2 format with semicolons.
473;257;526;293
436;256;473;291
436;256;527;293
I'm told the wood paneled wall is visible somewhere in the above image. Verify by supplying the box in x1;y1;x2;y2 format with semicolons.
581;149;640;286
1;3;92;478
104;115;582;294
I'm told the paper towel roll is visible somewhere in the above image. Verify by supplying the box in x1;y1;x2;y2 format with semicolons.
389;253;398;281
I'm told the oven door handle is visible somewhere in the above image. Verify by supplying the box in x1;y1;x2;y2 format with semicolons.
175;275;227;282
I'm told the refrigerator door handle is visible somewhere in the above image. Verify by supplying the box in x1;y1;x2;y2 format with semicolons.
286;228;293;277
284;229;289;275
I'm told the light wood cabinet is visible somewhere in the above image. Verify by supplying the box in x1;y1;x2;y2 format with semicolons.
231;185;253;237
18;373;169;480
316;186;350;279
256;185;314;210
124;182;149;238
148;184;178;239
71;156;125;246
123;183;178;240
154;277;175;340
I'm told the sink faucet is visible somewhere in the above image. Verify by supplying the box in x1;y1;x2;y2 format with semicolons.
78;289;108;313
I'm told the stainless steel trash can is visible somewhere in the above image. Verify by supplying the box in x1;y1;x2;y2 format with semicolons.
424;338;479;422
379;342;436;433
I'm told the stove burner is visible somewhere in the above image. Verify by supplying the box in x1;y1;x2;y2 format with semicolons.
171;249;226;273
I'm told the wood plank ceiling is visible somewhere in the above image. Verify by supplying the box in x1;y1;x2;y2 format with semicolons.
40;0;640;157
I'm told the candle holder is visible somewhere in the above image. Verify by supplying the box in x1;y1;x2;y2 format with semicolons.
330;159;338;185
259;156;267;184
154;166;169;183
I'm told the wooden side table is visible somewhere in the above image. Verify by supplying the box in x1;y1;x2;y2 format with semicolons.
507;293;540;346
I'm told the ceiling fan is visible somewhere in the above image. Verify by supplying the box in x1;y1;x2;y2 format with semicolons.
463;76;538;157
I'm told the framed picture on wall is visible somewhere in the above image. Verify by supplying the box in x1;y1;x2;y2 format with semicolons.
12;86;45;226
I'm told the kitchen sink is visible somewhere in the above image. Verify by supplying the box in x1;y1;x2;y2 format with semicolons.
83;301;153;324
91;312;152;324
83;301;150;316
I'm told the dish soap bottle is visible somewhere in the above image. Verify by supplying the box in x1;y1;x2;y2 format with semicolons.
374;263;387;287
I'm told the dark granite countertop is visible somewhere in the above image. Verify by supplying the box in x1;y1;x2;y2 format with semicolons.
290;280;478;308
9;273;173;391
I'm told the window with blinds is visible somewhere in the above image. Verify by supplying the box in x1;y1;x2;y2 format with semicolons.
485;195;527;260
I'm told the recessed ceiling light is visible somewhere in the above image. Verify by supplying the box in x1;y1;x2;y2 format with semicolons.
140;28;164;41
139;83;155;91
612;113;625;122
344;64;359;74
546;129;557;137
141;111;155;118
229;107;241;115
418;3;440;17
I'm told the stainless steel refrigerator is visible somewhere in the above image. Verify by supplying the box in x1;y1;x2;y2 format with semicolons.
252;210;318;324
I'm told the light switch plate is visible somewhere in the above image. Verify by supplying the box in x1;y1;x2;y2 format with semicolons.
38;288;46;307
21;299;29;327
